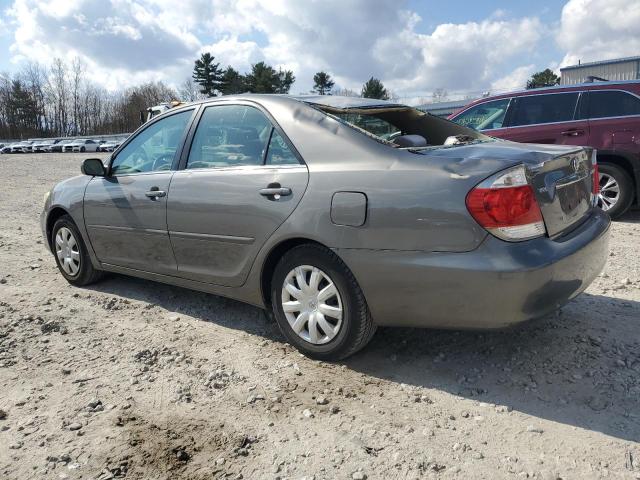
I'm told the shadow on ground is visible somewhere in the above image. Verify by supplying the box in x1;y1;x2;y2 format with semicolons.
88;275;640;443
619;209;640;223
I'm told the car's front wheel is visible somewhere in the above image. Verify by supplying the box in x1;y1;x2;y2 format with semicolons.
597;163;634;219
270;244;376;360
52;215;103;286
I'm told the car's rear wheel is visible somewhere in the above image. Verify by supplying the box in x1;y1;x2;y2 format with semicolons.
597;163;633;219
52;215;103;286
270;244;376;360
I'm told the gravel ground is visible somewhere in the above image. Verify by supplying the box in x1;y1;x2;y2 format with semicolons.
0;152;639;480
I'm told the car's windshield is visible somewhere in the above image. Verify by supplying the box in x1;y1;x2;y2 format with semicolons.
315;105;487;148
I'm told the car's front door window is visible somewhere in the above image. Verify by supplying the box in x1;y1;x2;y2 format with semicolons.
454;98;510;130
111;109;193;175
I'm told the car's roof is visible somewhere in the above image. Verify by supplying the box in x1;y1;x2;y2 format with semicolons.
289;95;405;109
454;79;640;114
499;79;640;98
185;94;406;110
448;80;640;118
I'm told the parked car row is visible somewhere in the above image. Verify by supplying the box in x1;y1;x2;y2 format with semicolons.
1;137;128;154
449;79;640;218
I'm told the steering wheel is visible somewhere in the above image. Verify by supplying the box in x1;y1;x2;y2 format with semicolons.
152;154;174;171
387;131;403;141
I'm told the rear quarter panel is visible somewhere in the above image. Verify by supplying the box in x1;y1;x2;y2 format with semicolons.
251;97;489;253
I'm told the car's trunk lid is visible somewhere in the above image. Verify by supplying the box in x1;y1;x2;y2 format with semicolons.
526;146;594;237
411;140;595;238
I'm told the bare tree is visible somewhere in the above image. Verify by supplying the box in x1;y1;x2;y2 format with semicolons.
178;77;204;102
432;88;449;103
48;59;69;136
332;87;360;97
70;57;86;135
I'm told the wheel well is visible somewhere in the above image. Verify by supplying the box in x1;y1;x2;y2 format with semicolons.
260;238;327;308
45;207;69;249
597;153;638;203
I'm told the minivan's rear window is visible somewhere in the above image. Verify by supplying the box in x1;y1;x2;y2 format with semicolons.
511;92;579;127
588;90;640;119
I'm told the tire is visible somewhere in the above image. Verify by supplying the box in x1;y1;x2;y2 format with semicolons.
51;215;104;286
270;244;376;360
597;163;634;219
80;147;86;153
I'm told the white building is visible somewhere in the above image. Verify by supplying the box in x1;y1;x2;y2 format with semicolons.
560;56;640;85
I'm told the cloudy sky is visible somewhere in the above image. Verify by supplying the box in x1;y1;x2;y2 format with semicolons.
0;0;639;100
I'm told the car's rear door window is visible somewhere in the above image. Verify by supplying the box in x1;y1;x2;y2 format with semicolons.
265;130;300;165
187;105;273;169
510;92;579;127
588;90;640;119
452;98;510;130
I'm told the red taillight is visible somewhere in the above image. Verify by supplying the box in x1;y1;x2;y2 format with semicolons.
465;165;546;241
466;185;543;228
592;162;600;195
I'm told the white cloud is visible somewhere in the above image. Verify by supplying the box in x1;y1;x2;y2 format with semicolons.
6;0;200;86
491;64;536;92
2;0;551;97
557;0;640;67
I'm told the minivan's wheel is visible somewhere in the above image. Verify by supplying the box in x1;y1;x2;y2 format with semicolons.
52;215;103;286
597;163;633;219
270;244;376;360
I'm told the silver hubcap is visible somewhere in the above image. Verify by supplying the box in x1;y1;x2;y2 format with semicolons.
281;265;343;345
597;172;620;211
55;227;80;276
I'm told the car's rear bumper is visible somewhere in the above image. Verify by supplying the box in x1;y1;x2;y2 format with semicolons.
336;209;610;329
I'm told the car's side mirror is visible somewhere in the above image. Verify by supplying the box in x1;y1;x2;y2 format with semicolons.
81;158;106;176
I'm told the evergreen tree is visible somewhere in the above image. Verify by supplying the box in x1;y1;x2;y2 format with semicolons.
361;77;389;100
526;69;560;89
274;68;295;94
6;80;39;138
313;71;335;95
220;67;246;95
192;53;223;97
245;62;295;93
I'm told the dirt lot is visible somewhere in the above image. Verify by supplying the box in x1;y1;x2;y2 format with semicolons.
0;152;639;480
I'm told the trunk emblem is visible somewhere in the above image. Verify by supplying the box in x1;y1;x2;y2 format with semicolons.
571;158;579;172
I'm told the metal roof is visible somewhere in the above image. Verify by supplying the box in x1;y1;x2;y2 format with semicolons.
560;56;640;71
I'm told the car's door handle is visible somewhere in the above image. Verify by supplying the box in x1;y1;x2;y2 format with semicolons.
259;187;292;197
145;188;166;199
561;129;584;136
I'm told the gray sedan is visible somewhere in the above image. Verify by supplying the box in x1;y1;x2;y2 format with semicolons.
41;95;610;359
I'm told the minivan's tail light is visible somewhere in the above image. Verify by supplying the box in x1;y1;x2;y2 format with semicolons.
591;151;600;197
465;165;546;241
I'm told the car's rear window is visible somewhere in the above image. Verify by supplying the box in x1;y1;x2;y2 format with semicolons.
331;112;400;140
588;90;640;119
315;105;486;147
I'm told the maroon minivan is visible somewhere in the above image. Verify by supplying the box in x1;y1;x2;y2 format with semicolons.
449;80;640;218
